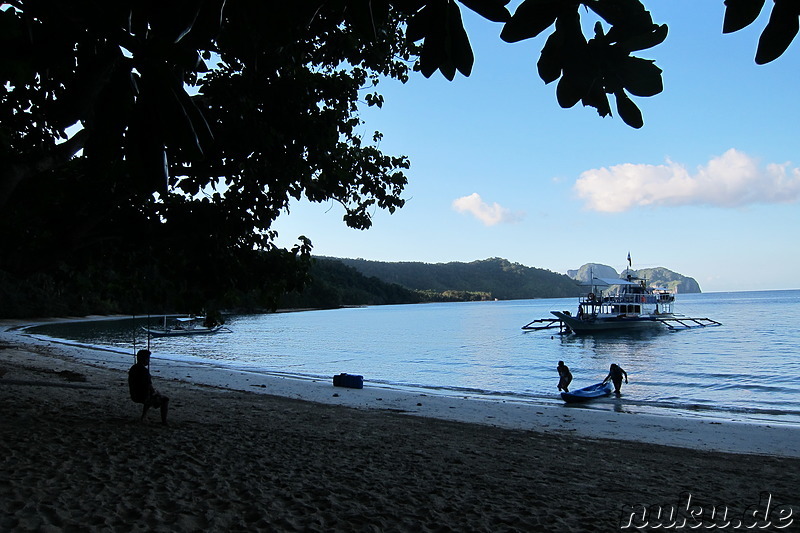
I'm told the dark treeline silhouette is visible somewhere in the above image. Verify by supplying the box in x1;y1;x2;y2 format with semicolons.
2;2;791;319
1;256;581;318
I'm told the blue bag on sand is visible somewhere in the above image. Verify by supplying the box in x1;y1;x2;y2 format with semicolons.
333;373;363;389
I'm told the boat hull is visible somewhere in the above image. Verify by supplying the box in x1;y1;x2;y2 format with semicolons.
551;311;664;334
561;381;613;403
141;325;224;337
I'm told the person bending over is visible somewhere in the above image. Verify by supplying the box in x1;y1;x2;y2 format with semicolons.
603;363;628;394
557;360;573;393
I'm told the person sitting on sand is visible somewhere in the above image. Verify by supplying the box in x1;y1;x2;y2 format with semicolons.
603;363;628;394
128;349;169;424
557;360;573;393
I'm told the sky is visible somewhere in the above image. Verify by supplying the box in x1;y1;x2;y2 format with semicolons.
272;1;800;293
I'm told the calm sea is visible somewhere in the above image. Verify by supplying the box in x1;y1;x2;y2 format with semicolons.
25;290;800;425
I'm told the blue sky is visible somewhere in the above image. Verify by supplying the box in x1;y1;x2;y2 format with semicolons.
272;1;800;293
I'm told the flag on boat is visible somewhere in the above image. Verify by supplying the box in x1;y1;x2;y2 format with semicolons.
627;251;631;267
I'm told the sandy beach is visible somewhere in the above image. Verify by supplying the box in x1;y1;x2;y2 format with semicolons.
2;320;799;532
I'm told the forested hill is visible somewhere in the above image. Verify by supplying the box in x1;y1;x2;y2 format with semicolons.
327;257;582;300
278;257;699;311
278;258;425;309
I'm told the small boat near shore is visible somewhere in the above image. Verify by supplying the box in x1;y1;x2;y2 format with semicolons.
523;269;721;334
561;381;613;403
141;316;230;337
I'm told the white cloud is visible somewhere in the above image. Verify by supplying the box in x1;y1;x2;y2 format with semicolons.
575;148;800;213
452;193;524;226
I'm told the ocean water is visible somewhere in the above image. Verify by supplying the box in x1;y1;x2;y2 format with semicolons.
25;290;800;425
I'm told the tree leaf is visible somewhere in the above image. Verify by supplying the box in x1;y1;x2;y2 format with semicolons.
618;56;663;97
458;0;512;23
614;90;643;128
553;9;591;107
755;0;800;64
588;0;653;28
416;0;474;79
500;0;565;43
617;23;668;52
537;29;565;84
722;0;766;34
406;2;434;42
419;15;448;77
556;73;587;109
581;84;611;117
448;1;475;76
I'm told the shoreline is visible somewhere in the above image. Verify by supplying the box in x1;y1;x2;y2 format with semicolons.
2;319;800;531
3;318;800;458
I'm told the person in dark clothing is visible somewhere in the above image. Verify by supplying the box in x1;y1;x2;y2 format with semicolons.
557;360;573;393
128;349;169;424
603;363;628;394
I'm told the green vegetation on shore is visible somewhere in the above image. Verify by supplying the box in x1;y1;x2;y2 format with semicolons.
278;257;581;309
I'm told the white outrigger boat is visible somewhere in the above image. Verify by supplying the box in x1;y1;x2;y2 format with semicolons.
523;273;721;334
141;316;230;337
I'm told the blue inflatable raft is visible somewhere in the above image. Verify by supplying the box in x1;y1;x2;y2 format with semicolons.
561;381;613;403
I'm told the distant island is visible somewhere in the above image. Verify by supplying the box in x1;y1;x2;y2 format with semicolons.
567;263;701;294
278;257;701;309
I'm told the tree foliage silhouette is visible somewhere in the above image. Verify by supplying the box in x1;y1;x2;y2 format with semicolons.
0;0;795;315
